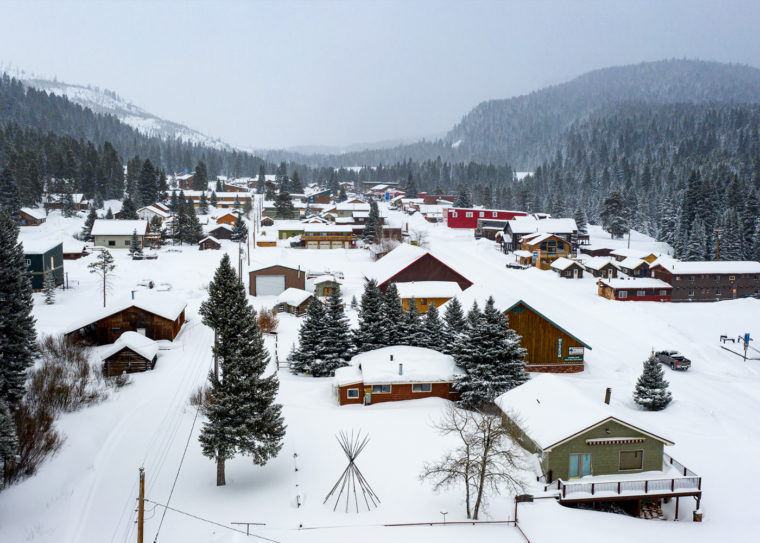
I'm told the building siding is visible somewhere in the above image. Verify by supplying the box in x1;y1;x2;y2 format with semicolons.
248;265;305;296
378;253;473;292
337;382;459;406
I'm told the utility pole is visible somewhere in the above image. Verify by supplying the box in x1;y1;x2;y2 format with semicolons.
137;468;145;543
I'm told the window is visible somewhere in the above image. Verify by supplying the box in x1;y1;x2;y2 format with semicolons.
419;298;428;306
492;212;498;217
688;290;695;296
618;291;628;299
347;388;359;399
111;327;120;335
25;258;31;266
557;241;565;251
412;383;432;393
125;240;131;246
479;212;484;217
108;241;115;246
371;384;391;394
713;275;720;281
465;212;473;218
557;337;563;358
729;275;736;281
675;276;681;281
634;269;641;276
689;275;695;281
637;290;646;297
659;290;668;295
451;212;458;218
619;450;644;471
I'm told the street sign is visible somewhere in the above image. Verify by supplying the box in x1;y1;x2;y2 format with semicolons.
745;333;751;343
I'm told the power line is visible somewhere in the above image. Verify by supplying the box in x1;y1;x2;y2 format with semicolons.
151;404;202;542
144;500;280;543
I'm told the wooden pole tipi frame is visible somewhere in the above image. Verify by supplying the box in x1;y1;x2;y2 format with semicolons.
323;430;380;513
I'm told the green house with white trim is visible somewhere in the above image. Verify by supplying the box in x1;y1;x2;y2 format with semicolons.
23;240;64;291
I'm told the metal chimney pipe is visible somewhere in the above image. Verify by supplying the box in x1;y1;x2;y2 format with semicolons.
390;354;394;361
604;387;612;405
399;363;403;375
131;290;135;300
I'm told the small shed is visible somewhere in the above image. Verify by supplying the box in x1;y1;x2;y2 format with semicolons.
583;257;619;278
513;250;533;266
273;288;313;316
394;281;462;312
215;212;239;226
23;240;64;290
19;207;46;226
255;230;278;247
100;332;159;377
313;275;341;297
249;264;305;296
333;346;462;406
550;257;584;278
260;216;275;227
208;224;233;240
199;236;221;251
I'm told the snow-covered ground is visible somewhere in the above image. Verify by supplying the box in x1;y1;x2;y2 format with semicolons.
1;205;759;542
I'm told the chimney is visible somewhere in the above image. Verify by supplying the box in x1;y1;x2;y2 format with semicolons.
604;387;612;405
398;363;403;376
298;265;301;278
390;354;394;361
131;290;135;300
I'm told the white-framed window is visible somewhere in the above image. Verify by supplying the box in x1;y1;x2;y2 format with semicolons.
419;298;428;306
618;291;628;299
25;258;31;266
347;388;359;399
637;290;646;297
729;275;736;281
412;383;432;393
659;290;668;295
451;211;458;218
492;212;498;217
479;212;484;217
466;212;473;218
557;337;563;357
371;384;391;394
688;290;695;296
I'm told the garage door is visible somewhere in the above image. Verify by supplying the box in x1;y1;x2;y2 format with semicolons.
255;275;286;296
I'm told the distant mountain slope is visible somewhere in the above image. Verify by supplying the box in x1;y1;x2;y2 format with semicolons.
296;59;760;169
21;77;232;150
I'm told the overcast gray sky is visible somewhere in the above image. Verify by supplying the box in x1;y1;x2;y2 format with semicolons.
2;0;760;150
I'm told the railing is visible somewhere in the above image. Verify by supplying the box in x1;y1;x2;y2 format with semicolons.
663;452;699;477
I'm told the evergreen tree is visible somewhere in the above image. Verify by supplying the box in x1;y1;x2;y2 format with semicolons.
405;173;418;199
380;283;404;345
719;209;743;261
573;205;588;235
419;303;444;350
0;396;18;490
198;255;285;486
81;207;98;240
105;207;114;219
216;179;223;192
453;185;471;207
93;192;104;210
233;195;241;211
350;295;358;309
210;191;218;208
0;210;37;406
317;287;354;376
61;192;77;218
600;190;629;238
274;191;295;218
172;192;188;243
169;190;179;212
657;196;679;247
442;297;466;354
363;201;381;244
128;229;143;256
119;197;138;220
290;170;303;193
43;271;56;304
138;158;157;206
193;161;209;191
683;219;707;261
231;213;248;243
0;168;20;216
633;355;672;411
399;297;425;346
353;280;387;352
198;192;209;215
741;189;760;259
455;297;527;408
88;249;116;307
264;182;277;200
185;202;205;244
149;216;164;241
289;298;329;375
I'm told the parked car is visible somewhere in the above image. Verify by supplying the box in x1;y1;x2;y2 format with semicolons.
655;350;692;370
506;262;530;270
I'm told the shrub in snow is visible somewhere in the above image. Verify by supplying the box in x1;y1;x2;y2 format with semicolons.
257;308;279;335
633;355;672;411
5;400;64;484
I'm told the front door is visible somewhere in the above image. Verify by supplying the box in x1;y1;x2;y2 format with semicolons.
568;454;592;478
573;268;578;278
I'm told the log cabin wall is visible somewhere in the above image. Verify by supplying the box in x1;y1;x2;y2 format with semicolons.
95;307;185;344
102;348;157;376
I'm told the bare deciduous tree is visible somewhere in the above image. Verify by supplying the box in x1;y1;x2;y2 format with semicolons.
420;404;526;519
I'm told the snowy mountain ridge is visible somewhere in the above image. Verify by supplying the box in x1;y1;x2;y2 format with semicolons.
20;76;233;151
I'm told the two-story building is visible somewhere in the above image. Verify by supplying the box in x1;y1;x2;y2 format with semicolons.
301;225;357;249
521;233;572;270
649;261;760;302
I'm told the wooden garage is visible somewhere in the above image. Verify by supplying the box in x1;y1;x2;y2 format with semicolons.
198;236;221;250
100;332;159;377
65;293;186;345
249;264;305;296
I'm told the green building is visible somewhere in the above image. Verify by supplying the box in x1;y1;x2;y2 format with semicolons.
23;240;64;291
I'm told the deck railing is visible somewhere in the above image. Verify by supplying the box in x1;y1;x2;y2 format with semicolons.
542;455;701;499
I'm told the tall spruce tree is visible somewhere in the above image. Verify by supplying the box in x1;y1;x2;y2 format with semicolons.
193;161;209;191
317;287;354;376
600;190;629;238
185;202;205;244
453;185;471;207
43;271;56;304
719;209;743;261
354;280;387;352
119;197;138;220
633;355;672;411
0;211;37;406
289;298;329;375
455;297;528;408
81;207;98;240
231;213;248;243
420;303;444;350
210;191;218;208
169;190;179;212
405;173;418;199
198;192;209;215
105;207;114;219
0;395;18;489
138;158;157;206
128;229;143;256
381;283;404;345
683;218;707;261
442;297;466;354
61;192;77;218
363;201;381;244
198;255;285;486
399;297;425;346
172;194;187;244
573;205;588;235
274;191;295;218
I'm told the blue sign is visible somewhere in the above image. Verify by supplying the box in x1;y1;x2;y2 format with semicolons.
385;192;390;200
745;333;751;343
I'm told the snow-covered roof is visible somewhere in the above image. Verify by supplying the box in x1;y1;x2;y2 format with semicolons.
20;207;46;220
137;205;171;219
314;274;340;285
652;260;760;274
199;236;220;244
370;184;389;191
550;257;582;271
582;257;620;271
352;211;370;219
363;243;470;287
335;217;356;224
618;257;648;269
610;248;657;259
64;292;187;334
507;217;577;235
521;232;564;246
208;223;233;232
394;281;462;299
513;250;533;258
91;219;148;236
335;346;463;386
303;224;355;233
599;278;672;290
276;288;313;307
495;374;674;451
336;202;370;211
100;331;159;361
22;239;62;254
417;205;444;215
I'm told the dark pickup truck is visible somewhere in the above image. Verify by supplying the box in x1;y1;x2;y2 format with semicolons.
655;350;692;371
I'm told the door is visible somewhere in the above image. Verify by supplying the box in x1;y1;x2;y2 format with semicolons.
255;275;286;296
573;268;578;279
136;328;146;336
568;454;592;478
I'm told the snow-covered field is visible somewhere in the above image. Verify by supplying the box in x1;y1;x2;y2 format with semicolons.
1;205;759;542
